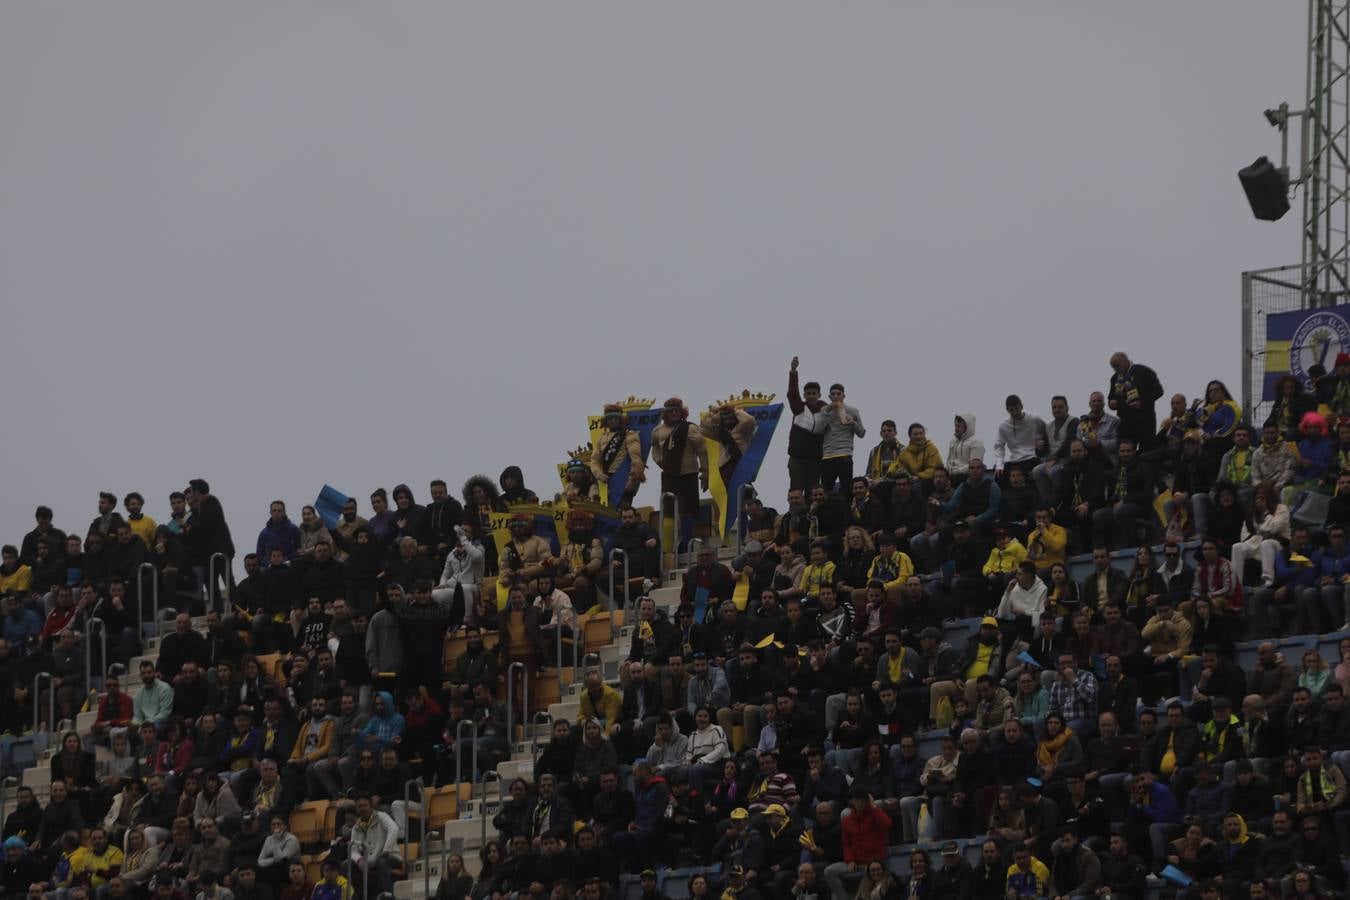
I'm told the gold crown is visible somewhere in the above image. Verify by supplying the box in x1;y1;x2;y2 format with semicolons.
606;396;655;413
707;390;776;412
565;443;593;464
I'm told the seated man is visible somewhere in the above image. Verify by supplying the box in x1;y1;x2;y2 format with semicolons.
1090;438;1155;550
555;510;604;592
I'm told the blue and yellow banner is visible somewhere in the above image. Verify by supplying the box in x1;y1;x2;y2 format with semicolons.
586;408;662;506
706;402;783;537
1264;304;1350;399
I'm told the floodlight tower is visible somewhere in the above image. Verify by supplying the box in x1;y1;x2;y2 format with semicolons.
1240;1;1350;421
1301;0;1350;303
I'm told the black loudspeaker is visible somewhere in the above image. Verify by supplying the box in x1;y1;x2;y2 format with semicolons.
1239;156;1291;221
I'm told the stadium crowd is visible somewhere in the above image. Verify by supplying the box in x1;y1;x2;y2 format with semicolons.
1;352;1350;900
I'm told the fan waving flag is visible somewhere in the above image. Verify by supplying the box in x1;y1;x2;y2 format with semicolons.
314;485;351;530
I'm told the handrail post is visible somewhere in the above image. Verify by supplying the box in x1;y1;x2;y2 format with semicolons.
531;711;552;769
608;548;624;611
809;515;819;540
688;538;704;575
480;770;496;848
506;661;527;747
137;563;158;641
454;719;478;785
438;824;448;900
208;553;229;617
401;776;423;868
555;626;565;697
85;618;107;694
658;492;678;579
736;484;754;556
0;776;16;836
32;672;54;733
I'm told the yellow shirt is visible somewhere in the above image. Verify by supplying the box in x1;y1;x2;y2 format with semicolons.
798;562;836;600
966;643;995;680
79;845;124;888
127;515;157;548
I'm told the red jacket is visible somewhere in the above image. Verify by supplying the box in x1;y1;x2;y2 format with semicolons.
842;803;892;862
96;691;134;729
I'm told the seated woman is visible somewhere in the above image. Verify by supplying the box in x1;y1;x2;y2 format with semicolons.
1034;712;1083;790
1192;380;1243;460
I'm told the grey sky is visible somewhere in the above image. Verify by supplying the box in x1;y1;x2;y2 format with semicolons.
0;3;1303;556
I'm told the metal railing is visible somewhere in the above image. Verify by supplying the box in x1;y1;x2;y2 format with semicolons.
505;662;529;745
136;563;158;639
85;618;107;693
453;719;479;788
32;672;54;733
208;553;229;616
608;548;629;612
401;776;423;869
480;769;497;847
688;538;703;570
735;484;755;556
657;492;678;579
0;776;16;836
553;627;567;696
344;858;367;900
531;711;552;769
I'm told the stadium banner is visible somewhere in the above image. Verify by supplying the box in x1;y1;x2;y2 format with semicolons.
1263;303;1350;399
704;395;783;538
314;484;351;530
585;402;661;507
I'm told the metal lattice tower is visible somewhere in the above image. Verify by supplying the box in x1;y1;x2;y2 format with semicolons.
1303;0;1350;304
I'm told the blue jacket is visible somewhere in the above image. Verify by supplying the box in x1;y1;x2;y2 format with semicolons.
257;518;302;567
2;607;43;647
1316;547;1350;580
1275;548;1320;590
361;691;406;751
1131;781;1182;824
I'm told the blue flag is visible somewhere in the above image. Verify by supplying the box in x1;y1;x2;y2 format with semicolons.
315;485;351;530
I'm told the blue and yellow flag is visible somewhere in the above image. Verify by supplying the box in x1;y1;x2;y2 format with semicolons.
585;405;661;506
1263;304;1350;399
705;399;783;538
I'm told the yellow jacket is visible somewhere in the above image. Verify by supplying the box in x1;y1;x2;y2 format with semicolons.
1026;524;1067;570
0;564;32;595
981;540;1028;576
580;684;623;727
866;552;914;592
886;441;943;482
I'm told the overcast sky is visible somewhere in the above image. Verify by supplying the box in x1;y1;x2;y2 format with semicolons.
0;2;1306;561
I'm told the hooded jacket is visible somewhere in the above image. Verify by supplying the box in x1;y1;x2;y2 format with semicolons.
361;692;406;752
257;517;302;567
498;466;538;504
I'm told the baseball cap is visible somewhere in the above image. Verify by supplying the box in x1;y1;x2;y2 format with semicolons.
980;616;998;628
745;540;764;553
940;841;960;856
763;803;787;818
729;808;749;821
640;869;656;880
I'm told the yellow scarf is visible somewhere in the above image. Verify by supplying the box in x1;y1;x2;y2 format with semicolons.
1035;727;1075;768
